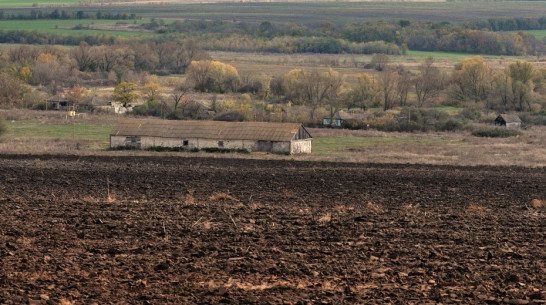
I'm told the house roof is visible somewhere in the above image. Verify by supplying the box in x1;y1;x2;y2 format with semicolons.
498;114;521;123
110;119;311;142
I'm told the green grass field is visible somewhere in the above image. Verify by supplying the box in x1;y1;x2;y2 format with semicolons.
0;19;152;38
312;136;461;155
524;30;546;40
6;120;112;142
0;0;91;8
406;50;506;62
433;106;463;116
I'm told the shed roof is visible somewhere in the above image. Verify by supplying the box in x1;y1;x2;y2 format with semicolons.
111;119;311;142
324;110;371;121
498;114;521;123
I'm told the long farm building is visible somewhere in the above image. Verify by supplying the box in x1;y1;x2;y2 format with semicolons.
110;119;312;154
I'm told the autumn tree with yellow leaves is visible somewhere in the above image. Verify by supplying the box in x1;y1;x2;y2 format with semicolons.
186;60;240;93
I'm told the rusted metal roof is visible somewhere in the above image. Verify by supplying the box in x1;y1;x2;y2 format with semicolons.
111;119;311;142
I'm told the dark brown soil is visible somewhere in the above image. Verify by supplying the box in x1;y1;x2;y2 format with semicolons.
0;154;544;304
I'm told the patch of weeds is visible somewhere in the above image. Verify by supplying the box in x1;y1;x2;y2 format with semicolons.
471;128;522;138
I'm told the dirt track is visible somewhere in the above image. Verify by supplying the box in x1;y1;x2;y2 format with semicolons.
0;154;544;304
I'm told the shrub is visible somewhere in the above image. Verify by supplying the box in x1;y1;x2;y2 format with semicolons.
471;128;522;138
460;108;483;121
131;100;164;117
436;119;463;132
0;113;7;136
519;113;546;126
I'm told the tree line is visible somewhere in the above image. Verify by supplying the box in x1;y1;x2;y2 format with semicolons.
0;43;544;127
0;17;543;56
154;19;544;56
0;9;137;20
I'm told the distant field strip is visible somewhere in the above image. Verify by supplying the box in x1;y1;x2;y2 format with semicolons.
1;2;544;24
0;19;151;38
0;0;90;8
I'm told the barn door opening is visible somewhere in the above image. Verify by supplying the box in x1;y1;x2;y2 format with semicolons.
125;136;141;149
257;140;273;152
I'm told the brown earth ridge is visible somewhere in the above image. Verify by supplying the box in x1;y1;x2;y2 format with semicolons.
0;154;544;304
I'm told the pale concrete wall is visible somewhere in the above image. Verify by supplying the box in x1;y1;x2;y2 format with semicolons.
111;136;310;154
291;139;312;154
506;122;521;130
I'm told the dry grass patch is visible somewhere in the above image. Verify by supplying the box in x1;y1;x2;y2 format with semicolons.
366;201;381;210
531;199;544;208
209;192;238;201
318;212;332;223
183;194;196;205
334;204;355;213
467;203;484;212
106;194;116;203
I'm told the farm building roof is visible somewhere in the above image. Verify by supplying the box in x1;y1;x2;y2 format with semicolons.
498;114;521;123
110;119;311;142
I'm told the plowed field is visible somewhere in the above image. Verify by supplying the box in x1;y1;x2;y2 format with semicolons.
0;154;544;304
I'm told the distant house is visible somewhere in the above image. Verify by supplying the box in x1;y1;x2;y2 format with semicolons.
110;119;313;154
323;110;370;127
495;114;522;129
86;96;133;114
46;95;73;111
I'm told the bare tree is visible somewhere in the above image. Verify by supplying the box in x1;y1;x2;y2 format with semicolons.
171;82;191;113
371;53;390;71
303;68;343;122
414;57;445;107
378;67;398;111
130;42;159;72
8;45;40;66
156;42;177;71
72;41;94;72
396;65;412;107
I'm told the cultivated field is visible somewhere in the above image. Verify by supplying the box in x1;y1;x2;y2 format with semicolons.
0;154;544;304
3;1;546;24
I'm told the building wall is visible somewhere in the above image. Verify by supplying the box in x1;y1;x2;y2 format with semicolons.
110;136;306;154
506;122;521;130
291;139;312;154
